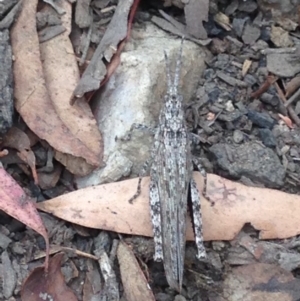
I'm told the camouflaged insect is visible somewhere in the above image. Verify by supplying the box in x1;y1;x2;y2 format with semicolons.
127;39;207;292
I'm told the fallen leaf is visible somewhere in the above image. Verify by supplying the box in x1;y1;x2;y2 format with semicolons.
11;0;102;176
21;253;78;301
184;0;208;39
117;241;155;301
285;76;300;98
39;2;103;176
222;263;296;301
37;173;300;242
278;113;294;129
0;167;49;269
242;59;252;77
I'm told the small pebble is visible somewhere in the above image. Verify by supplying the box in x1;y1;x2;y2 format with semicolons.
156;293;173;301
212;241;226;251
225;100;235;112
259;128;277;147
174;295;187;301
287;162;296;172
243;74;257;86
233;129;244;143
281;145;290;155
290;146;299;157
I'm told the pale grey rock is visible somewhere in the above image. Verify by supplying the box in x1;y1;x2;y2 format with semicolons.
76;23;210;188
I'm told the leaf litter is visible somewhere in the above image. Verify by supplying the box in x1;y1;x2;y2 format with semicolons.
3;0;300;299
11;0;103;176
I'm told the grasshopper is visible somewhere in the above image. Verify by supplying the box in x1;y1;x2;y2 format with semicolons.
126;39;207;291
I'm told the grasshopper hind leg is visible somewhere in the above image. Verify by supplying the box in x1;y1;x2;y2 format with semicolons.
149;178;163;261
190;178;207;259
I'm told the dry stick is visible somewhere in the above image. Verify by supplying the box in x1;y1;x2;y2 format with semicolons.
287;106;300;127
274;82;300;127
284;87;300;108
79;24;92;66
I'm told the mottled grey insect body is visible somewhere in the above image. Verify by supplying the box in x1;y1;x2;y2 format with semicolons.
125;39;207;292
148;40;206;291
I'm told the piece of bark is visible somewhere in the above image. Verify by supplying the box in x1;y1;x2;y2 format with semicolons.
0;0;22;30
0;30;13;134
73;0;134;97
75;0;92;28
184;0;208;39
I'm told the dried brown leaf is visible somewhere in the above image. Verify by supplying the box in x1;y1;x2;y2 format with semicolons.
117;241;155;301
11;0;102;176
37;173;300;242
21;253;78;301
2;127;31;150
223;263;296;301
17;149;39;184
40;2;103;176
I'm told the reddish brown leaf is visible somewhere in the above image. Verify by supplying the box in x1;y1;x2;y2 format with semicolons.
0;167;49;269
21;253;78;301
